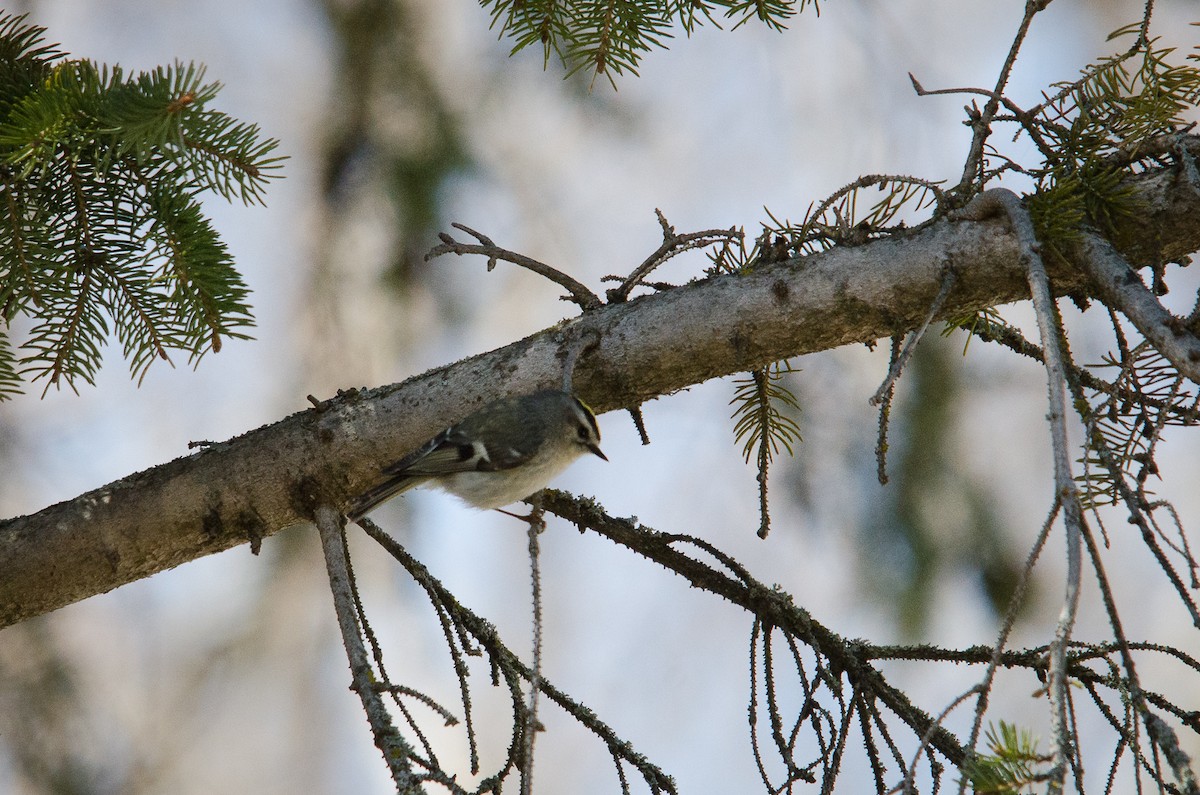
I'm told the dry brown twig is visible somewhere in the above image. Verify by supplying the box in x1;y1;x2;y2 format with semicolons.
604;209;742;303
426;222;603;310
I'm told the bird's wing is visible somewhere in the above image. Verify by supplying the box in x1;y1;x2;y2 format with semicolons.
381;428;534;477
347;423;539;521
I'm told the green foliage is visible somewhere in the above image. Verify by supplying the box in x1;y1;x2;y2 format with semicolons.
1025;26;1200;260
0;13;283;398
731;361;802;464
481;0;810;86
0;328;18;399
941;306;1006;355
964;721;1050;794
730;360;802;537
1075;24;1200;153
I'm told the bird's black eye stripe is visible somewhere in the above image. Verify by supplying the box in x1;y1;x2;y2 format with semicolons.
573;397;601;438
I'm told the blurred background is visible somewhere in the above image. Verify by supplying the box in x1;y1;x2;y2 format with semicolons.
1;0;1198;792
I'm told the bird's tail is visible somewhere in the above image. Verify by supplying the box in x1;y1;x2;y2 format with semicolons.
345;475;420;522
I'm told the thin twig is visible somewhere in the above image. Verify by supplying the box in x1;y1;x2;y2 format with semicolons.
1144;712;1200;795
957;497;1061;795
605;209;742;303
628;405;650;445
521;508;547;795
907;74;1056;164
899;686;983;795
869;265;957;406
956;0;1054;193
314;506;418;792
958;187;1083;793
875;335;901;485
426;222;602;310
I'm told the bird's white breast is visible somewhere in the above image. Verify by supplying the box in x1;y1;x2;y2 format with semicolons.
439;442;586;509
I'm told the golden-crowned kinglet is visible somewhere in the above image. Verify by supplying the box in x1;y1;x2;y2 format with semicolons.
346;390;606;520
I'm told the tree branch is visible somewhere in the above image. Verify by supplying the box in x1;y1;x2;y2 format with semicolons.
426;222;603;310
315;505;419;791
956;187;1085;792
537;490;968;767
1078;231;1200;384
2;145;1199;627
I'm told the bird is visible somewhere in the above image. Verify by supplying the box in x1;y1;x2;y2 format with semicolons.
345;389;606;521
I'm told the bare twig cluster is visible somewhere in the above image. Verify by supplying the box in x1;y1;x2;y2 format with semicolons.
603;209;743;303
322;513;679;794
536;490;1200;795
425;213;742;313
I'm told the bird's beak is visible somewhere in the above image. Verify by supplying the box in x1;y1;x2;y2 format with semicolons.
588;444;608;461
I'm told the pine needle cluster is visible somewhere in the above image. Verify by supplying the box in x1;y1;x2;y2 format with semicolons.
1023;25;1200;261
732;355;803;539
481;0;808;86
964;721;1051;794
0;13;283;398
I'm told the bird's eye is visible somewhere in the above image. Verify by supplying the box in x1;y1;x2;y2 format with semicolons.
577;424;589;440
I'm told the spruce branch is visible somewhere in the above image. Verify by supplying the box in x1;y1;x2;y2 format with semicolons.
0;329;18;397
964;721;1054;794
480;0;808;86
729;361;802;538
0;12;281;398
